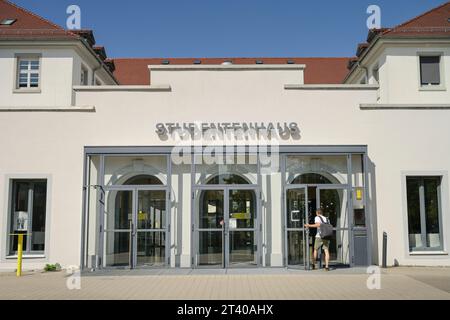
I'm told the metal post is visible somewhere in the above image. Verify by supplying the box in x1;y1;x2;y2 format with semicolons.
302;218;306;270
17;234;24;277
382;232;387;268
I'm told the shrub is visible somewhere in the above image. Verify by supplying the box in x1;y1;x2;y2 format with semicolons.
44;263;61;272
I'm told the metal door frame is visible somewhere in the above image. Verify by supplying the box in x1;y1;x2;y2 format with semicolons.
102;187;135;269
284;185;309;270
315;185;352;267
102;185;170;269
192;185;261;268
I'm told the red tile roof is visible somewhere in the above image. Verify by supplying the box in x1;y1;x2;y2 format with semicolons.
347;2;450;76
112;57;351;85
383;1;450;37
0;0;117;80
0;0;78;40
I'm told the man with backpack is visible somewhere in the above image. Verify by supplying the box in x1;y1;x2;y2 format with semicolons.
305;208;332;271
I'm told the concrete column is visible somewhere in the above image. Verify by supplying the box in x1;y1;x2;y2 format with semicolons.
180;170;192;268
270;172;283;266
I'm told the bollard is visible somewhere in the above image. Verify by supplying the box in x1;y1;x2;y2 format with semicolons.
17;234;24;277
382;232;387;268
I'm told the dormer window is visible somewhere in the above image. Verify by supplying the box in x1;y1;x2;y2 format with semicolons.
0;18;17;26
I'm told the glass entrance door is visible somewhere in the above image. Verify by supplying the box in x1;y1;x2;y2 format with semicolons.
285;187;309;268
316;187;350;266
228;189;257;267
105;190;134;267
197;189;225;267
105;188;168;268
136;189;167;267
195;187;259;268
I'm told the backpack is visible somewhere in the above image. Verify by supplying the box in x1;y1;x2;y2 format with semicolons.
318;216;333;240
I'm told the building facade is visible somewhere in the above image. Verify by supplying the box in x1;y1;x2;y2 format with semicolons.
0;0;450;271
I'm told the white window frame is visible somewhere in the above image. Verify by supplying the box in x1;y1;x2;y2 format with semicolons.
14;54;42;92
1;174;52;262
417;52;446;91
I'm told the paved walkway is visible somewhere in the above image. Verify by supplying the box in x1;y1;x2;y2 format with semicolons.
0;267;448;300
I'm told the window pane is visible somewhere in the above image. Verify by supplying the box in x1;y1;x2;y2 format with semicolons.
13;182;29;214
137;190;166;230
424;177;441;249
406;178;421;250
19;74;28;86
286;155;348;184
31;182;47;251
136;232;165;267
30;60;39;70
229;190;255;229
19;60;29;70
420;56;440;85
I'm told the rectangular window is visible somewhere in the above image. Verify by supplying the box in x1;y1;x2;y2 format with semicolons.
406;176;443;252
8;180;47;255
17;57;40;89
81;65;89;85
420;56;441;86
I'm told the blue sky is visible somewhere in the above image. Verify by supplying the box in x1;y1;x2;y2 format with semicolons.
12;0;446;58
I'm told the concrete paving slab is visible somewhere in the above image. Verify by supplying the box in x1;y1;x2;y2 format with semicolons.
0;267;448;300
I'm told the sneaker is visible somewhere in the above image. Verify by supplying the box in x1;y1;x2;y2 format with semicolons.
325;267;330;272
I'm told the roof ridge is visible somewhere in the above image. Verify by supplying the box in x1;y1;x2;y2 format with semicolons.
111;57;352;60
3;0;65;31
385;1;450;34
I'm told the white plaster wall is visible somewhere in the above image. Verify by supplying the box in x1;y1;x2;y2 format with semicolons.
150;68;305;95
0;48;75;107
374;45;450;104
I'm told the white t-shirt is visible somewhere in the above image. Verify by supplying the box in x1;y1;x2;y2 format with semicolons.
315;215;329;238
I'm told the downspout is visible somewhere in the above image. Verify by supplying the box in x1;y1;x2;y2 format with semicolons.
357;61;369;83
92;62;102;85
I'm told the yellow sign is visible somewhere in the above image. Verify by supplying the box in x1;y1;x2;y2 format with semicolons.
356;188;363;201
230;212;250;220
138;211;148;221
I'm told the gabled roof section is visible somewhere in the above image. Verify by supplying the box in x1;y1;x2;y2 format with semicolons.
112;57;351;85
383;1;450;37
0;0;62;29
0;0;117;82
345;1;450;80
0;0;78;40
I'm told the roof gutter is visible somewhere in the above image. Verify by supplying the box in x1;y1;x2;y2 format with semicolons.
343;33;450;83
77;38;118;85
92;63;102;85
343;33;382;83
357;61;369;83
